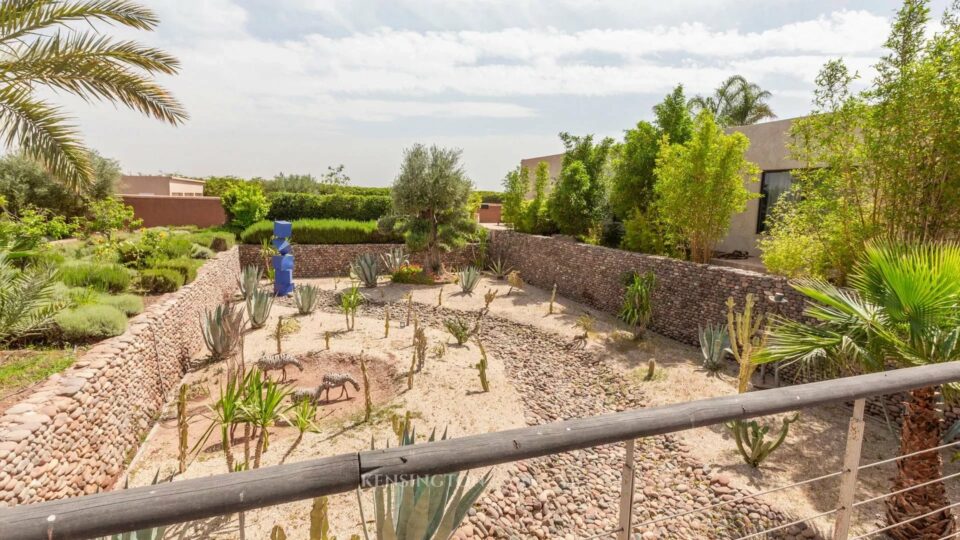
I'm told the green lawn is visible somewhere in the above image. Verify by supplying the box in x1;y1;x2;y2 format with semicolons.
0;349;77;399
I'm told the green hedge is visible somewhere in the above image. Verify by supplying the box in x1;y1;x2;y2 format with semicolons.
241;219;402;245
140;268;184;293
59;262;131;293
266;192;392;221
96;293;144;316
55;305;128;342
153;258;202;284
187;230;235;252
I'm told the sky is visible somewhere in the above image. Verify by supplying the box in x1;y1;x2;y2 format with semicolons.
61;0;950;190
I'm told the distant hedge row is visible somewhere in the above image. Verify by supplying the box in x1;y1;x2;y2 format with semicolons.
266;191;392;222
241;219;402;245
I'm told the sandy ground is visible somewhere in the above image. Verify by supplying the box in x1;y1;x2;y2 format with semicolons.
125;275;958;538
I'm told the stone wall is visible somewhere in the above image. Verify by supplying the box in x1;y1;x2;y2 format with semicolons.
0;248;241;506
238;243;479;277
488;230;805;345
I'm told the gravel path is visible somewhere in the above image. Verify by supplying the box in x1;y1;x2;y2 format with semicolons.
285;291;824;540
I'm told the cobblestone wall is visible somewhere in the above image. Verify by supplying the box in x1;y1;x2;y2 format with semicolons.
238;243;479;277
0;248;240;506
488;230;806;345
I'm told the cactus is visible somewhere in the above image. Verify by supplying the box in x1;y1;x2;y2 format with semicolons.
237;265;262;300
726;294;765;394
384;306;390;338
350;253;379;288
474;336;490;392
437;285;443;306
506;270;523;295
548;283;558;314
201;302;245;361
272;315;300;354
390;411;413;443
293;284;320;315
380;247;409;274
443;316;475;345
725;414;799;468
177;384;188;474
488;257;512;279
484;288;498;309
404;292;413;326
457;266;481;294
698;323;729;374
644;359;657;381
360;353;372;422
245;287;274;329
339;285;363;330
407;321;427;389
324;331;331;350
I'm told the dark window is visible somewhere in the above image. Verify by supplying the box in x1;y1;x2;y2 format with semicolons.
756;170;794;233
481;204;490;209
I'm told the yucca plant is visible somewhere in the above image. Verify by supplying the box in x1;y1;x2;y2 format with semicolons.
380;247;409;274
698;323;728;374
201;302;245;361
365;425;491;540
237;265;262;300
293;284;320;315
194;373;246;472
488;257;512;279
240;369;292;468
339;284;363;330
281;399;318;464
351;253;379;288
246;287;274;329
457;266;481;294
0;252;65;345
619;272;655;340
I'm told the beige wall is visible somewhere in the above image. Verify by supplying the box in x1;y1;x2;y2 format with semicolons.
519;153;564;196
168;178;205;196
118;175;205;197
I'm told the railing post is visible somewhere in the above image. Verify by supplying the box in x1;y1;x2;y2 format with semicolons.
832;399;866;540
617;439;637;540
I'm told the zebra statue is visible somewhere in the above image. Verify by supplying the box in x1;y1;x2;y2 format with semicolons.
255;352;303;382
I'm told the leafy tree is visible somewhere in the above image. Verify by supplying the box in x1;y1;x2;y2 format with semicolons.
521;161;556;235
758;241;960;539
500;165;528;227
0;151;118;217
548;161;592;236
689;75;775;126
653;84;694;145
550;133;615;237
0;0;186;190
203;176;242;198
321;164;350;186
389;144;476;271
609;121;659;220
87;197;142;240
762;0;960;282
221;182;270;231
654;111;759;263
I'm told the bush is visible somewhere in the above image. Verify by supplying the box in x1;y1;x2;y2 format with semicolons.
391;264;435;285
59;262;130;293
139;268;184;293
266;192;392;222
160;235;193;259
152;258;201;283
221;182;270;230
191;244;215;259
240;219;402;245
187;230;235;252
96;293;144;316
55;305;127;342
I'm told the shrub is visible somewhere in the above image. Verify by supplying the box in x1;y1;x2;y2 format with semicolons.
240;219;400;245
391;264;435;285
153;258;201;284
266;192;391;222
86;198;142;240
191;244;215;259
186;230;235;252
221;182;270;230
139;268;184;293
96;293;144;316
55;305;127;341
160;235;194;259
59;262;130;293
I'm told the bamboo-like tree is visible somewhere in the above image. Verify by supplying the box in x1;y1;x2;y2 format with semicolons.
688;75;775;126
758;241;960;539
0;0;187;190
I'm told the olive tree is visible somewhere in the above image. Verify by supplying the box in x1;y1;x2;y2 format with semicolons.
389;144;476;272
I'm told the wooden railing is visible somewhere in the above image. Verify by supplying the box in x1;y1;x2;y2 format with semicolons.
2;362;959;540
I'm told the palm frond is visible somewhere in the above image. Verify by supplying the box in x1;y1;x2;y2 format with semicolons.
0;0;158;47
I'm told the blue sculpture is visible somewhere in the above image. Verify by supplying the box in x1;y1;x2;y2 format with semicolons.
272;220;294;296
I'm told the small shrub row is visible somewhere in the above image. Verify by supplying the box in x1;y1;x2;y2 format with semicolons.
55;305;128;342
153;257;202;284
266;192;392;222
139;268;184;293
59;262;131;293
186;230;235;252
241;219;402;245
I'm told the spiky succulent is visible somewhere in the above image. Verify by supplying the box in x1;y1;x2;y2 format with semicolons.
201;302;245;360
457;266;481;294
379;247;409;274
246;287;274;329
293;284;321;315
351;253;379;288
237;265;262;300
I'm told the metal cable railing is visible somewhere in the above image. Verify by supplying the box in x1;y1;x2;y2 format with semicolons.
849;501;960;539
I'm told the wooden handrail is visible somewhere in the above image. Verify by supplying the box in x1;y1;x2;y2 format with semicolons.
2;362;958;540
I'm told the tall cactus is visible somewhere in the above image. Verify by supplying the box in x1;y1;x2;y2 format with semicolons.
726;294;765;394
474;335;490;392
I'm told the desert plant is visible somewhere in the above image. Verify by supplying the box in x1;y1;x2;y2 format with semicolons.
431;342;447;360
443;317;475;346
366;424;491;540
245;288;274;329
97;293;144;316
619;272;655;339
726;294;764;394
350;253;379;288
55;304;127;341
293;284;320;315
240;370;292;468
153;257;201;284
197;373;246;472
281;399;318;464
59;262;131;293
384;306;390;338
272;315;300;355
698;323;729;374
391;263;434;285
643;359;657;381
506;271;523;295
201;302;245;362
339;284;363;330
483;288;498;309
177;384;189;474
724;414;799;468
474;336;490;392
457;266;481;294
0;254;65;345
437;285;443;306
237;265;262;300
380;246;409;274
139;268;183;293
360;353;373;422
407;322;427;390
488;257;511;279
548;283;558;314
404;292;413;326
324;331;331;350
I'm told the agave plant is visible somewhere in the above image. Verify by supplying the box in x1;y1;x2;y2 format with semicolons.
237;265;262;300
698;323;728;374
293;284;321;315
201;302;245;361
487;257;512;279
380;247;409;274
246;287;274;329
457;266;481;294
351;253;379;288
366;425;491;540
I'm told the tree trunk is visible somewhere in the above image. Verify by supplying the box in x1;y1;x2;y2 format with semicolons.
885;386;956;539
427;212;441;272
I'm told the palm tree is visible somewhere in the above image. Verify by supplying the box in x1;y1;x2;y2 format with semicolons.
689;75;775;126
758;242;960;539
0;1;187;191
